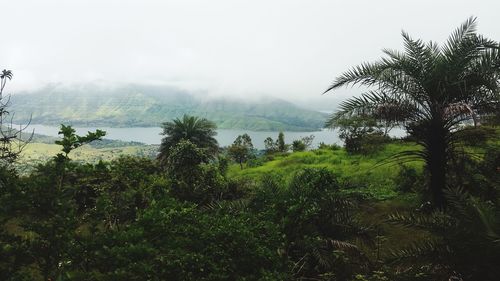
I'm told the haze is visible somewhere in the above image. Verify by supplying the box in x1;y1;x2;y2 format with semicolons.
2;0;499;109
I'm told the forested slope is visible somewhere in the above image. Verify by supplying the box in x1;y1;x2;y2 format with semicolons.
10;84;327;131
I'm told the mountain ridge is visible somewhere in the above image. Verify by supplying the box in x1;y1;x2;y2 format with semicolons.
10;84;328;131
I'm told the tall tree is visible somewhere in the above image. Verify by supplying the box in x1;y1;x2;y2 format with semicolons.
324;18;500;207
158;115;218;166
277;131;286;152
0;69;33;164
228;133;254;169
264;137;277;154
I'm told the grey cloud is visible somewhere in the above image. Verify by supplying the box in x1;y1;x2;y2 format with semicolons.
2;0;499;109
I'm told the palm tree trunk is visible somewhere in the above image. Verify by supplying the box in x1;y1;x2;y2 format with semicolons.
426;121;448;208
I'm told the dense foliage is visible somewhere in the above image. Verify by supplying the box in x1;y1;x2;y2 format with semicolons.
158;114;219;166
327;116;390;155
1;121;498;280
227;133;255;169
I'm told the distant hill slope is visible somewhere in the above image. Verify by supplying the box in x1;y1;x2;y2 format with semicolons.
10;84;328;131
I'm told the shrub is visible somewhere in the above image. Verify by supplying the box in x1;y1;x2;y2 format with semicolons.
394;165;421;193
291;140;306;152
456;126;496;146
388;188;500;280
318;142;342;150
358;132;391;155
251;169;372;280
95;198;289;280
166;140;227;203
247;157;265;168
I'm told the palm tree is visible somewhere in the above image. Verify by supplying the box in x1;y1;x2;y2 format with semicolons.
324;18;500;207
387;188;500;280
157;114;218;166
0;69;33;164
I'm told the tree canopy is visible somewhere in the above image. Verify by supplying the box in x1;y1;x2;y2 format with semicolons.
158;114;218;166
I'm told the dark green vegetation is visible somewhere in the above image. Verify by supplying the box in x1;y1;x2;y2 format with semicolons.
228;133;255;169
158;115;219;166
1;18;500;281
2;122;498;281
10;84;327;131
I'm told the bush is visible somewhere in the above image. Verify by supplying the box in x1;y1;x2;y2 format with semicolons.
448;149;499;201
394;165;421;193
250;169;371;280
318;142;342;150
291;140;306;152
247;157;265;168
456;126;496;146
343;132;391;155
95;198;289;281
358;132;391;155
166;140;229;203
388;188;500;280
326;115;392;154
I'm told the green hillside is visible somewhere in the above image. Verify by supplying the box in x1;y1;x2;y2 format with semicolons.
229;142;423;200
19;137;421;200
16;141;158;173
10;84;327;131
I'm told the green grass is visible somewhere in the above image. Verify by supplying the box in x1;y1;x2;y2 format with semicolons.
228;142;424;200
228;141;430;256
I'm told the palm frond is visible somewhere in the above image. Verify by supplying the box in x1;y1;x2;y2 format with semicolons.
472;201;500;243
325;90;421;129
400;31;436;80
387;211;455;232
441;17;478;57
202;199;250;214
323;62;385;93
312;246;335;269
444;188;500;242
0;69;12;80
325;239;361;252
371;150;426;170
443;187;470;215
389;239;447;262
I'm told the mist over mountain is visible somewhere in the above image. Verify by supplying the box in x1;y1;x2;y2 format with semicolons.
10;84;328;131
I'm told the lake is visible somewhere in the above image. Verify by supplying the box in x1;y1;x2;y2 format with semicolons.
25;124;344;149
25;124;407;149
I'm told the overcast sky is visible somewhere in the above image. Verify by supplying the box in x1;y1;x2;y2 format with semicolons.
2;0;499;108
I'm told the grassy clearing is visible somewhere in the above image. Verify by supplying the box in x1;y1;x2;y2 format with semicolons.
229;141;423;200
227;134;499;257
228;141;431;258
16;142;158;172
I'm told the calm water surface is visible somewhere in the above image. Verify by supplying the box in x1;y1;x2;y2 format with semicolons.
26;124;345;149
26;124;407;149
